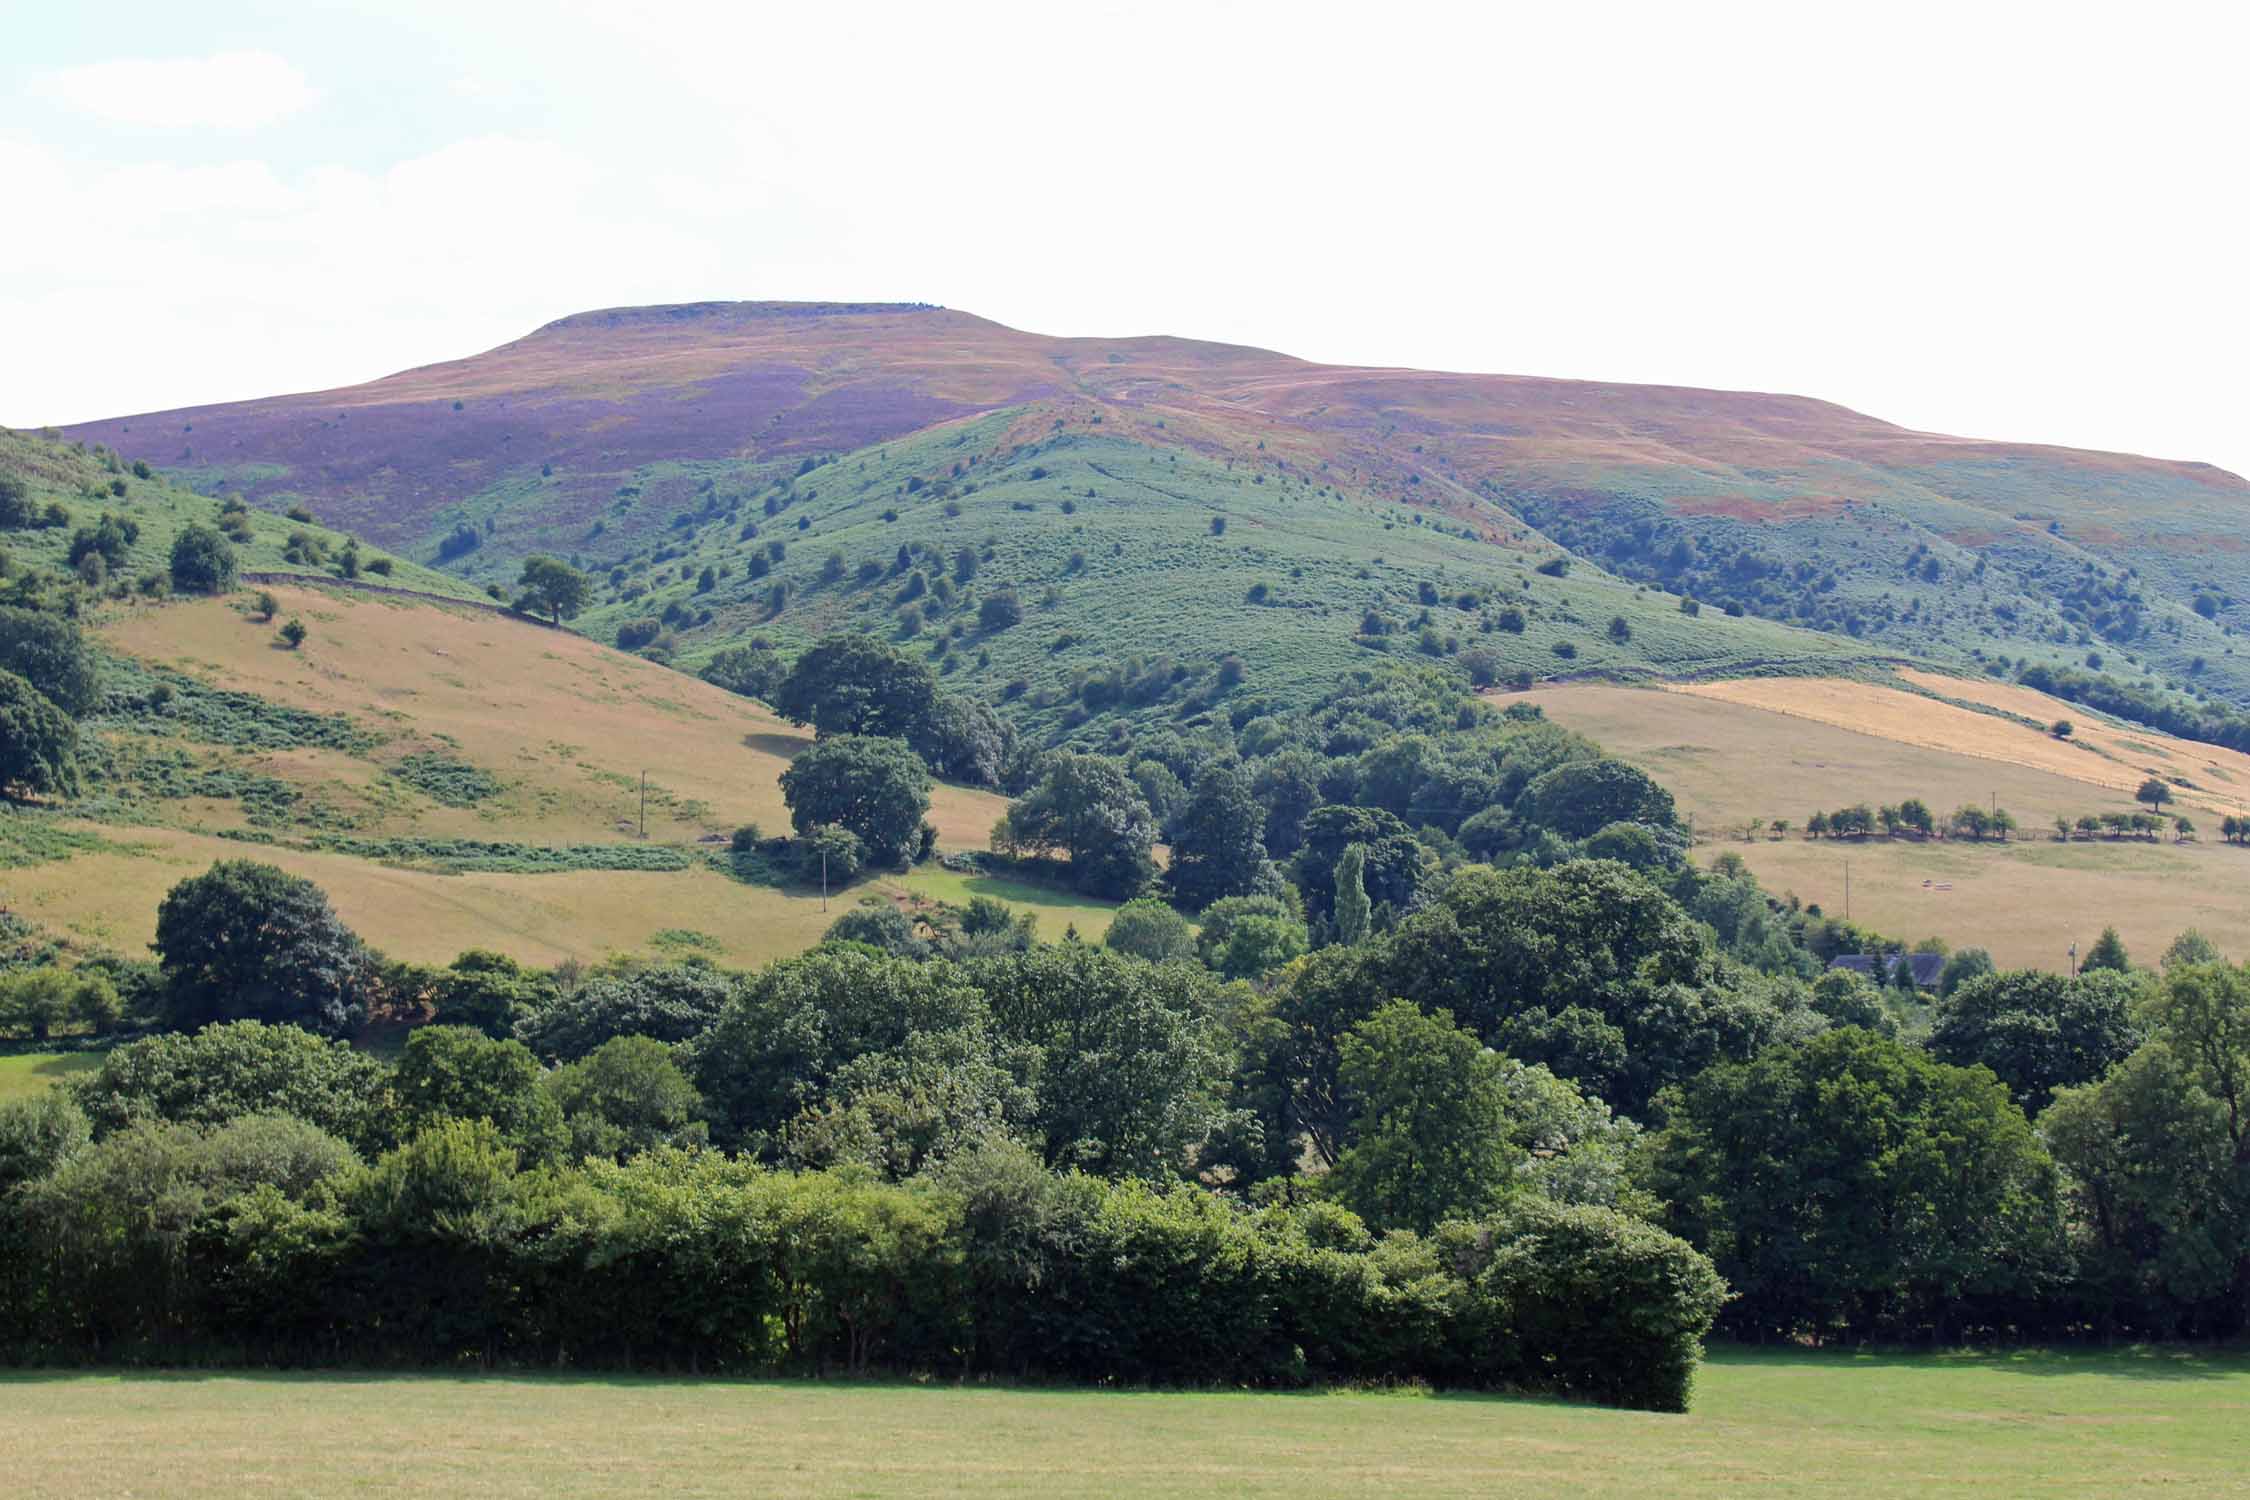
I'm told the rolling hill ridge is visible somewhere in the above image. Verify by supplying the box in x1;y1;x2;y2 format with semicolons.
53;302;2250;728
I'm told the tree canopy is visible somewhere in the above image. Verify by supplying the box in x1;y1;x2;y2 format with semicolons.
1162;763;1266;910
772;633;939;742
993;754;1157;899
517;555;592;625
779;734;931;866
168;523;239;595
152;862;374;1036
0;606;100;716
0;668;80;798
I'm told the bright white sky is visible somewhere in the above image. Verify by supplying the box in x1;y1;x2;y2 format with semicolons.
5;1;2245;476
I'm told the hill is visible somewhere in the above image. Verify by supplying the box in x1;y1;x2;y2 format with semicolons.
1;582;1105;969
1526;670;2250;968
0;426;487;604
55;302;2250;729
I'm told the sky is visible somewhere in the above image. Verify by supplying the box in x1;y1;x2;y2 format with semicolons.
4;0;2245;476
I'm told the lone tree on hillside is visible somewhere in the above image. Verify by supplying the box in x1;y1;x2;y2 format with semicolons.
169;523;239;595
2137;778;2173;815
154;860;374;1035
777;734;932;866
772;632;938;741
517;555;592;626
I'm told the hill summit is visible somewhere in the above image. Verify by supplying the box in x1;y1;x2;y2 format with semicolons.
58;302;2250;718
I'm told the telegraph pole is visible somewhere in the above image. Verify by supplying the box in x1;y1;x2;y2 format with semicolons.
638;770;648;839
821;848;829;912
1844;859;1851;922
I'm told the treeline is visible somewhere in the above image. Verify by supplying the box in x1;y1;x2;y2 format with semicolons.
0;1115;1714;1409
1798;795;2221;846
2019;662;2250;756
1804;799;2020;841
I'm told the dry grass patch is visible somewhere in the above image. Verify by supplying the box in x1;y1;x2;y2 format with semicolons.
1670;676;2249;819
1526;682;2250;968
97;586;1013;848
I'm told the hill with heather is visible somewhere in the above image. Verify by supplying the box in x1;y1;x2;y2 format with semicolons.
55;302;2250;730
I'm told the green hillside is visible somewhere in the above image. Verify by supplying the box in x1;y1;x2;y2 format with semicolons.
561;413;1882;742
0;427;488;604
1524;485;2250;716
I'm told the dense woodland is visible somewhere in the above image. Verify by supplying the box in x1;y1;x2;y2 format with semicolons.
4;463;2250;1412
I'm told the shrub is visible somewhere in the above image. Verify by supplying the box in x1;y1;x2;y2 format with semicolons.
169;524;239;595
797;823;865;885
980;589;1023;631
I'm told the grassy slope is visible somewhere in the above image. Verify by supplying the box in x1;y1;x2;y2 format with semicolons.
0;1051;102;1102
4;586;1101;968
0;428;486;602
3;1348;2244;1498
1526;487;2250;714
568;415;1878;743
1529;674;2250;968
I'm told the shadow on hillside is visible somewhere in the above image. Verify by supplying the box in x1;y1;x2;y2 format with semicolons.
742;732;804;758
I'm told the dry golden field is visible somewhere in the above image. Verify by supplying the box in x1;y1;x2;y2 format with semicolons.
1;587;1105;968
1526;678;2250;970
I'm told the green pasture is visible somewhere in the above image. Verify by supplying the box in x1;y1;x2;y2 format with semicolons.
1;1347;2242;1498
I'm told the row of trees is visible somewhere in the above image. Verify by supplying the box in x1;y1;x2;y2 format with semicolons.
1805;800;2020;841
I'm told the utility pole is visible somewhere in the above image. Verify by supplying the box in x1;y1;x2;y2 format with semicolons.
821;847;829;912
1844;859;1850;922
638;770;648;839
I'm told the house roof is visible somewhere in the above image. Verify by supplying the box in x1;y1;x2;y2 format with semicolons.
1829;952;1946;987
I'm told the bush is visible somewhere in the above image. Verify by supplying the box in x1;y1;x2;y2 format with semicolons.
979;589;1023;631
797;823;865;885
169;524;239;595
1103;897;1198;963
615;618;664;650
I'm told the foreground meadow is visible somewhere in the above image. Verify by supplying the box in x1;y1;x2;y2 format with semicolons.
3;1348;2243;1498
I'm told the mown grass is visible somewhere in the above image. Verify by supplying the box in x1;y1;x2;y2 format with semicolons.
899;864;1120;942
0;1050;104;1101
0;1347;2242;1498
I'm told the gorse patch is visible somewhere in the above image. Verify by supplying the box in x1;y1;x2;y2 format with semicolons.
216;830;694;874
94;655;381;753
387;753;505;806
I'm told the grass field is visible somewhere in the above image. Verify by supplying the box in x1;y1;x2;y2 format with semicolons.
0;586;1109;968
0;1050;102;1102
2;1348;2243;1497
1527;679;2250;969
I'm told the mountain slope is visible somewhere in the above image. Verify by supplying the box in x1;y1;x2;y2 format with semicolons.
57;302;2250;719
